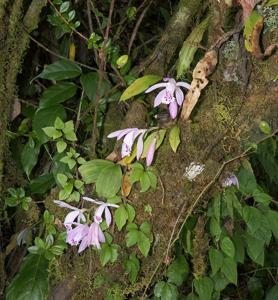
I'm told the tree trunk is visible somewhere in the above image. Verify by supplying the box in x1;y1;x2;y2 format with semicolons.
45;1;278;299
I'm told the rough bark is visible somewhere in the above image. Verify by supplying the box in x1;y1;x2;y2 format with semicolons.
0;0;47;296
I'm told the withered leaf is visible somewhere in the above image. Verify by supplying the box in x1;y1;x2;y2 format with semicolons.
181;50;218;121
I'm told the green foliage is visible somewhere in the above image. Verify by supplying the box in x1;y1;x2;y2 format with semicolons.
120;75;162;101
6;254;49;300
37;60;82;81
166;256;189;286
124;253;140;283
169;125;181;153
130;162;157;192
5;188;32;211
176;16;210;78
154;281;178;300
126;222;153;257
115;204;135;230
39;82;77;108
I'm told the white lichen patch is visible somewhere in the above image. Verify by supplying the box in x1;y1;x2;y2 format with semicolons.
184;162;205;181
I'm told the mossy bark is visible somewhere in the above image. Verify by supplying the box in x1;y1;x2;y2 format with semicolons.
0;0;47;194
0;0;46;295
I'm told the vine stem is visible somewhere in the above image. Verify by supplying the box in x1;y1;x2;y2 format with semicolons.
91;0;115;156
141;129;278;299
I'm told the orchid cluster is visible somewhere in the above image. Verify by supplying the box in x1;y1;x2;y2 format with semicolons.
108;78;190;165
54;197;118;253
108;128;156;166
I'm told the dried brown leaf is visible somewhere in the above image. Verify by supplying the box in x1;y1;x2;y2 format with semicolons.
181;50;218;121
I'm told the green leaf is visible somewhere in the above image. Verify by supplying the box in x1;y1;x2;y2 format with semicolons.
220;236;235;258
39;82;77;108
252;189;272;205
147;171;157;189
169;126;181;153
80;72;110;102
212;194;221;222
245;233;265;265
57;173;67;187
124;253;140;283
120;75;162;101
209;217;222;241
115;205;128;231
233;233;245;263
78;159;114;184
166;256;189;286
100;244;112;266
30;174;55;194
37;60;81;81
6;254;49;300
193;276;214;300
221;257;237;285
266;210;278;239
126;229;139;247
265;0;278;6
266;285;278;300
96;164;122;198
42;126;57;138
137;232;150;257
243;206;262;234
185;293;199;300
140;172;151;192
140;222;151;236
212;272;229;292
33;105;66;144
125;204;136;223
237;167;257;194
244;11;264;52
177;16;210;78
259;121;271;135
60;1;70;13
209;248;224;275
54;117;64;129
56;140;67;153
21;139;40;178
154;281;178;300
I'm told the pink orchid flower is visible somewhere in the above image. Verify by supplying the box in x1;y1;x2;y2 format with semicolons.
221;174;239;188
78;222;105;252
145;78;191;119
107;128;148;158
54;200;86;229
83;197;119;227
66;223;89;246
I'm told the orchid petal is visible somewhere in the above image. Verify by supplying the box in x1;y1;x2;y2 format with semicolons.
54;200;77;210
145;82;167;93
104;207;112;226
116;128;137;140
82;197;103;205
94;204;106;222
107;128;135;139
136;132;145;160
169;101;178;119
154;89;167;107
78;236;88;253
166;79;177;93
91;223;101;249
177;81;191;90
64;210;80;225
146;138;156;167
77;213;86;223
175;87;184;106
98;226;105;243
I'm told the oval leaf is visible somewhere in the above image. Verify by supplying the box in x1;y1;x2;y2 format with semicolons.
169;125;181;153
37;60;81;81
120;75;162;101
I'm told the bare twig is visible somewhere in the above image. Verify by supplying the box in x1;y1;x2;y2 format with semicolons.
91;0;115;156
89;0;105;37
128;1;153;54
158;175;165;205
27;33;98;72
